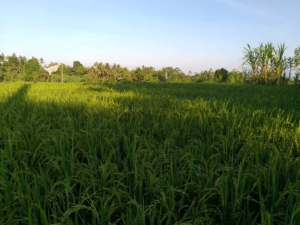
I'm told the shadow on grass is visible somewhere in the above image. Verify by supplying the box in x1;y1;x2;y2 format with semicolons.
0;82;299;224
2;83;31;106
85;82;300;121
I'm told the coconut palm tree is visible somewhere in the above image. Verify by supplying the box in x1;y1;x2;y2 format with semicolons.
104;63;111;81
111;63;122;81
94;62;104;79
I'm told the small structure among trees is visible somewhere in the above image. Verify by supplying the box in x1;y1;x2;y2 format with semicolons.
43;64;60;82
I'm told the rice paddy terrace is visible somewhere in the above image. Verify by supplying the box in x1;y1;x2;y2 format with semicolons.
0;82;300;225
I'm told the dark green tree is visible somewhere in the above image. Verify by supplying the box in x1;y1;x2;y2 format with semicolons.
23;58;43;81
103;63;111;80
215;68;228;82
6;53;21;73
0;53;5;65
57;64;72;76
19;55;27;67
133;67;144;82
72;61;86;76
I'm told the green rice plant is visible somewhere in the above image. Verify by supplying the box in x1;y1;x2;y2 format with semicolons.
0;82;300;224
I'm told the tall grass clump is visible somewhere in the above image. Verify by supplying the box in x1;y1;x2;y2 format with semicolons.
242;42;294;85
0;82;300;224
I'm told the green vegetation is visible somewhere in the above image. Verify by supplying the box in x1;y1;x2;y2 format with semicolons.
242;43;299;85
1;82;300;224
0;43;299;85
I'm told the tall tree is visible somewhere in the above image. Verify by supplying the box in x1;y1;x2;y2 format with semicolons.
215;68;228;82
0;53;4;65
104;63;111;80
23;58;42;81
6;53;21;73
72;61;86;76
94;62;104;79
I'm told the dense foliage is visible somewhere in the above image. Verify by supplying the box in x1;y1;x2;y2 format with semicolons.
0;43;299;84
242;43;299;84
0;82;300;224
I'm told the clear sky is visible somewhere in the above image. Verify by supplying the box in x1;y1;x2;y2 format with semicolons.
1;0;299;73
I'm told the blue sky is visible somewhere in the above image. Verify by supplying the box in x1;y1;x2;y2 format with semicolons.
1;0;299;73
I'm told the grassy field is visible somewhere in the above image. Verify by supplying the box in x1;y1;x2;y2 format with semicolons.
0;82;300;225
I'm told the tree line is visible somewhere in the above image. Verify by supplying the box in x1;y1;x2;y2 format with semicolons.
0;53;233;83
0;43;299;84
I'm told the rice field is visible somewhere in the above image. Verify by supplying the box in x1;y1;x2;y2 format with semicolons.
0;82;300;225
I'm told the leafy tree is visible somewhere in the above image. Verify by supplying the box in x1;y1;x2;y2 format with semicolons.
19;55;27;67
0;53;4;65
57;64;72;76
133;67;144;82
140;65;157;82
94;62;104;78
194;69;215;82
23;57;43;81
72;61;86;76
282;57;295;82
121;67;133;82
0;53;4;81
103;63;111;80
227;70;246;83
111;63;122;81
6;53;21;73
0;53;22;81
85;66;99;83
215;68;228;82
156;67;187;82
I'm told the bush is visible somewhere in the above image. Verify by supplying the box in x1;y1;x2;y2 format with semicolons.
228;70;246;83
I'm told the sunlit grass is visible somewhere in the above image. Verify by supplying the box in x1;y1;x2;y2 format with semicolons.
0;82;300;224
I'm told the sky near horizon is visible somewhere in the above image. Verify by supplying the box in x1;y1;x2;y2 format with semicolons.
1;0;299;73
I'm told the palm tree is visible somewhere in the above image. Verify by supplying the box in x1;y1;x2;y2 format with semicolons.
112;63;121;81
115;64;122;81
104;63;111;80
94;62;104;79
